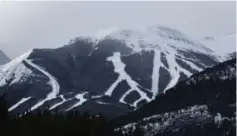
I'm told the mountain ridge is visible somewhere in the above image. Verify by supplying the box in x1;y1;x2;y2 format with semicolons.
114;58;236;136
0;25;232;118
113;58;236;127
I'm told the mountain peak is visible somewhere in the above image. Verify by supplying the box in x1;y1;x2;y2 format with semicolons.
69;25;214;55
0;25;224;118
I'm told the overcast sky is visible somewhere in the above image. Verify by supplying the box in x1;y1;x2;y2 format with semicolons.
0;1;236;59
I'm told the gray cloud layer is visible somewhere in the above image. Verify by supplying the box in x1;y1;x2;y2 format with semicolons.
0;1;235;58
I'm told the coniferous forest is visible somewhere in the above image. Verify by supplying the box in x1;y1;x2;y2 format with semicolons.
0;94;146;136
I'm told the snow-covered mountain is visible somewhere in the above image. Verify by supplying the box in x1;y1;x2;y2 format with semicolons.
0;25;224;118
115;58;236;136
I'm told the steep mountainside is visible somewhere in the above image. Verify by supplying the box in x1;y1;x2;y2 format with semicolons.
0;25;220;118
114;58;236;136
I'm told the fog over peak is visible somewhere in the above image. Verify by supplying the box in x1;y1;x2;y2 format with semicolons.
0;1;235;58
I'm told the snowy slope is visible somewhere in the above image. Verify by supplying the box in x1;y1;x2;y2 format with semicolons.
0;49;61;112
66;92;88;111
8;97;31;112
114;58;236;136
0;50;33;87
0;25;222;117
88;25;218;101
25;59;60;111
90;25;214;54
105;52;151;107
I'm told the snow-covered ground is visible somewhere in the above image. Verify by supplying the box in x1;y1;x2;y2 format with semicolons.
66;92;88;111
8;97;31;112
89;25;214;55
1;25;235;113
105;52;151;107
116;105;213;136
25;59;60;111
49;95;73;110
0;50;33;87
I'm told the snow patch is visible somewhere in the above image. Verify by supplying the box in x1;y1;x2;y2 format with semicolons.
49;95;73;110
105;52;151;107
0;63;33;87
96;100;112;105
87;25;213;56
177;58;203;72
164;51;192;92
26;60;60;111
214;113;231;128
151;49;161;97
91;95;104;99
0;49;32;72
8;97;31;112
117;105;211;135
0;50;33;87
66;92;88;111
119;89;133;105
